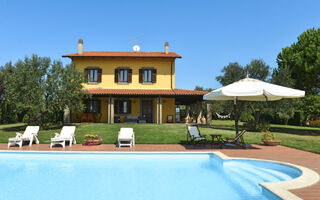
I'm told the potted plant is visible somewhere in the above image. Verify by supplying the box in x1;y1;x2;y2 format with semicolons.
84;134;103;146
259;122;281;146
261;131;281;146
185;116;190;123
201;116;206;124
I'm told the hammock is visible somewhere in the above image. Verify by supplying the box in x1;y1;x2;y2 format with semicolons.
216;113;231;119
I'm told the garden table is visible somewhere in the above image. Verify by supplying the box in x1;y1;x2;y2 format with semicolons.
210;134;222;148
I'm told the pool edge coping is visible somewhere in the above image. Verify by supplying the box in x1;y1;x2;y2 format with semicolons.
0;150;318;200
213;151;320;200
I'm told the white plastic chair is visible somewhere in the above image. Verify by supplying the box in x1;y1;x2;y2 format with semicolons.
117;128;135;147
8;126;40;148
50;126;76;148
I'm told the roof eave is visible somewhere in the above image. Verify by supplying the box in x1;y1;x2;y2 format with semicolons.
62;55;182;59
84;88;207;96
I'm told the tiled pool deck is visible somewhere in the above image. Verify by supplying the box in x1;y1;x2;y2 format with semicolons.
2;143;319;200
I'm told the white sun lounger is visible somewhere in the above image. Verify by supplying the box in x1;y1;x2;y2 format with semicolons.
8;126;40;148
117;128;135;147
50;126;76;148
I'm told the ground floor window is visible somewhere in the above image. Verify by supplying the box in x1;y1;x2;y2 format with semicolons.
84;100;101;113
175;106;180;122
115;100;131;114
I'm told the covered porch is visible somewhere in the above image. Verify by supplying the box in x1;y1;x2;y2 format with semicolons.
70;88;208;124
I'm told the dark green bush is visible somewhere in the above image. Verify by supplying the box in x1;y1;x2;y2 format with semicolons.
243;120;257;131
288;111;305;126
240;113;255;122
256;121;270;132
244;120;270;132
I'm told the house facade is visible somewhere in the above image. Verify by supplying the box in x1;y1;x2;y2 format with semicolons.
63;39;207;124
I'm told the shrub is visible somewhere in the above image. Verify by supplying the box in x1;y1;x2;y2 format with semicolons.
309;120;320;128
289;111;305;126
243;120;257;131
240;113;255;122
244;120;270;132
262;131;280;141
257;121;270;132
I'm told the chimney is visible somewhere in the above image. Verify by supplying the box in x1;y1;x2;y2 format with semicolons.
165;42;169;54
78;39;83;55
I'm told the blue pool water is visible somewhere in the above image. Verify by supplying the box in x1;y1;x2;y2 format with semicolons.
0;153;301;200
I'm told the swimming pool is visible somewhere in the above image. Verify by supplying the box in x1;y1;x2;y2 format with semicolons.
0;152;304;200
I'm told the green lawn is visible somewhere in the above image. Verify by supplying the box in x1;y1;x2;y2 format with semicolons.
1;120;319;154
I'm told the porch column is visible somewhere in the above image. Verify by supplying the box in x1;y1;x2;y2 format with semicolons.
206;101;212;125
157;96;162;124
196;100;202;124
63;106;71;125
108;97;114;124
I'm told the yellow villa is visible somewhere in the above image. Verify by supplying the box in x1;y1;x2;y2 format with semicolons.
63;39;208;124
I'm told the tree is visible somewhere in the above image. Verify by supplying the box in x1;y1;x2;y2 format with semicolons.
216;62;245;86
244;59;270;81
271;65;294;87
45;61;89;125
0;72;3;99
300;95;320;121
1;55;88;126
242;59;271;122
277;28;320;94
1;56;50;124
216;59;271;123
269;65;297;124
0;71;4;122
216;59;270;87
194;86;213;92
0;64;17;123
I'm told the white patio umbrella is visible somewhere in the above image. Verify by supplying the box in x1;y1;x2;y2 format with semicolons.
203;77;305;137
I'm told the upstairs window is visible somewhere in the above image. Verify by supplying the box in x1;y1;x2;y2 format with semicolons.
115;68;132;83
84;67;102;83
119;69;128;82
139;68;156;84
89;69;98;82
144;69;152;82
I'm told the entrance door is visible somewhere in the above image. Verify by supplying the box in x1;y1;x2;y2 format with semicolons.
141;100;153;123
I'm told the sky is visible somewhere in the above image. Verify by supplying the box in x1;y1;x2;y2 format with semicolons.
0;0;320;89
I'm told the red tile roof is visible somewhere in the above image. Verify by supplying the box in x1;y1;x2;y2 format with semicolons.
173;89;208;95
85;88;207;96
62;51;181;58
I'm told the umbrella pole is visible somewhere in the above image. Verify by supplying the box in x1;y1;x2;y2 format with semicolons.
234;98;239;143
